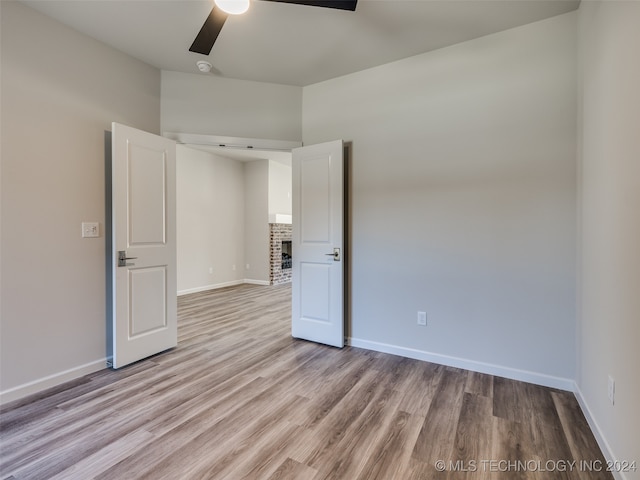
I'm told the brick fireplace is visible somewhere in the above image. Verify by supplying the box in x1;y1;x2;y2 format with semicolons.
269;223;292;285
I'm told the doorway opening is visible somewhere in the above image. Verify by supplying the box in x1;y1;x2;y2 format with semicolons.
171;133;295;295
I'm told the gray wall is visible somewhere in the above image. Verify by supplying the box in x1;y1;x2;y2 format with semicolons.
176;151;290;293
303;13;578;386
578;1;640;474
176;146;246;294
244;160;271;284
268;160;292;217
161;71;302;141
0;1;161;398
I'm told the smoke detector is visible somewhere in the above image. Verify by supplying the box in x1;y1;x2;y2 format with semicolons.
196;61;212;73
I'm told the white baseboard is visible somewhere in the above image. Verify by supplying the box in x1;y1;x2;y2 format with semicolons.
347;337;574;391
0;358;106;405
244;279;271;286
178;279;272;296
573;384;627;480
177;280;245;296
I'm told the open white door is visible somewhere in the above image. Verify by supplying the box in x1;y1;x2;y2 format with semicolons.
292;140;344;348
107;123;177;368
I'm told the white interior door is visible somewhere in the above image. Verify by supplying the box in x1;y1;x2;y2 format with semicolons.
292;140;344;348
108;123;177;368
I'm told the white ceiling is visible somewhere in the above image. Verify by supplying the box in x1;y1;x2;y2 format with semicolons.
22;0;579;87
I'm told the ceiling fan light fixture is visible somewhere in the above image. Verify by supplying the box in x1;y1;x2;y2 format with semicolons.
214;0;250;15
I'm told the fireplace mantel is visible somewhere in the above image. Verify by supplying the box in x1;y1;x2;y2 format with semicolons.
268;214;292;224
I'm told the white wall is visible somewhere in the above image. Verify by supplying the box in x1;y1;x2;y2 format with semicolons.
161;71;302;141
176;146;245;294
244;161;270;283
268;160;292;216
303;13;578;387
577;2;640;477
176;152;288;291
0;1;161;400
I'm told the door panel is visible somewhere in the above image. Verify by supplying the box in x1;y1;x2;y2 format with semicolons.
109;123;177;369
129;267;168;337
300;263;331;322
300;155;331;242
292;140;344;348
128;144;167;245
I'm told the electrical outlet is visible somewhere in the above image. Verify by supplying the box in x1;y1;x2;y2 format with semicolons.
608;375;615;405
232;264;236;271
246;264;250;270
417;311;427;326
209;267;213;275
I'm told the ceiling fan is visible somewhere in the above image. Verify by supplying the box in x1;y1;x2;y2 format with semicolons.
190;0;358;55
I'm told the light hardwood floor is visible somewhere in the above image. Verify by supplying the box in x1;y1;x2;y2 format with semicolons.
1;283;611;480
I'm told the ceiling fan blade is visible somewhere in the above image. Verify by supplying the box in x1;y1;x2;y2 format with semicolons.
189;6;228;55
261;0;357;11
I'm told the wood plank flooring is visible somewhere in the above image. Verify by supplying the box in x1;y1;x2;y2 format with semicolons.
0;284;612;480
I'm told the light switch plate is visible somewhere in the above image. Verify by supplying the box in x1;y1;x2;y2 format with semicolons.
82;222;100;238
